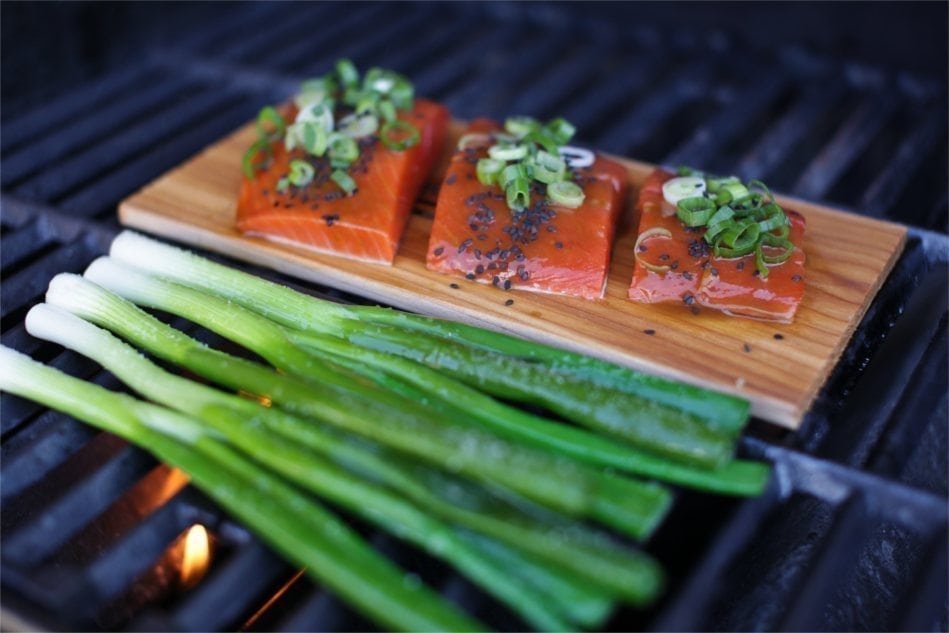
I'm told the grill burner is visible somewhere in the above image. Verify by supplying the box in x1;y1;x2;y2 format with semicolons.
1;2;946;630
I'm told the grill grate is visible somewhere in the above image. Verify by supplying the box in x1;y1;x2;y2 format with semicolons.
1;2;946;630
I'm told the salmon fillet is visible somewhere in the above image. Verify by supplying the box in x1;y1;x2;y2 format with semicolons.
629;168;806;322
426;120;627;299
237;99;449;264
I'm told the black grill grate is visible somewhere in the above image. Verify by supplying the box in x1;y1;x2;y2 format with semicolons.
1;2;946;630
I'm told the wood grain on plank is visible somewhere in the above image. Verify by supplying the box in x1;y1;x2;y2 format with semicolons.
119;120;906;428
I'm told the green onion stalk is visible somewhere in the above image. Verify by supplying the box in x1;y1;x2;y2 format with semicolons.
0;346;482;633
106;233;753;463
103;233;767;486
23;304;616;629
28;295;665;608
77;260;673;540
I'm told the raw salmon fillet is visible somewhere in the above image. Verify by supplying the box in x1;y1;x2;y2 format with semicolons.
237;99;449;264
629;168;806;322
426;120;627;299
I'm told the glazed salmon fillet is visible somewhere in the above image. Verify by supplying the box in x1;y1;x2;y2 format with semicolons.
696;210;806;323
427;120;627;299
238;99;449;264
629;168;806;322
628;169;705;304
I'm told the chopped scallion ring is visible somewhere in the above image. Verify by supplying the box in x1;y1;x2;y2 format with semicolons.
380;120;420;151
457;133;493;150
288;159;315;187
241;138;272;180
507;177;531;211
476;158;504;186
328;133;359;163
331;169;357;196
548;181;584;208
339;112;379;138
256;107;286;142
676;197;716;227
488;143;529;161
634;227;673;273
558;146;595;169
662;176;707;205
532;150;566;184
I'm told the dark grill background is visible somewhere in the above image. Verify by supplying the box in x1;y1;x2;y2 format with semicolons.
1;2;946;631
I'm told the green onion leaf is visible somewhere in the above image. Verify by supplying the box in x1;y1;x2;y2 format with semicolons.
328;133;359;163
256;106;286;142
532;150;566;184
548;181;585;208
505;116;540;138
489;143;529;161
241;138;272;180
288;159;315;188
476;158;504;186
339;112;378;138
336;58;360;88
545;118;576;145
507;177;531;211
380;119;420;151
676;197;716;227
331;169;357;196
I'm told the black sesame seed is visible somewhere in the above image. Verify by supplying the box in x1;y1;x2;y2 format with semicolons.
682;271;693;281
638;244;648;253
475;264;485;274
773;333;785;340
658;253;670;261
433;246;444;256
555;241;563;249
743;343;752;353
449;283;460;289
643;329;656;336
465;273;476;280
503;279;511;290
791;274;802;282
710;267;719;277
492;275;500;286
683;294;695;306
691;306;700;315
737;261;745;271
504;299;515;306
670;261;679;270
446;173;457;185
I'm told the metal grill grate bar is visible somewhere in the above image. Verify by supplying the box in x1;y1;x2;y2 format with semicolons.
14;87;237;204
792;92;900;200
0;66;150;154
4;444;157;566
1;76;197;188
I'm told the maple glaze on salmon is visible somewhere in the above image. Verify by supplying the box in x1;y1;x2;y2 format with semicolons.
629;168;806;322
237;99;449;264
426;120;627;299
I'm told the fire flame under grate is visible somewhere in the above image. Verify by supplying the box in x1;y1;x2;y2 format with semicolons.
1;3;946;630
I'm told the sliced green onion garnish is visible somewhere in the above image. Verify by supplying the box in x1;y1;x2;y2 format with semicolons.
339;112;379;138
288;159;315;187
476;158;504;186
531;150;566;185
676;197;716;227
507;177;531;211
759;234;795;265
505;116;540;138
242;138;272;180
719;218;760;251
548;181;584;208
328;133;359;163
378;100;397;123
380;119;420;151
501;163;529;189
331;169;357;196
704;206;735;243
545;118;576;145
754;244;769;278
336;58;359;88
662;176;706;205
715;181;750;204
256;106;286;142
489;143;529;161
